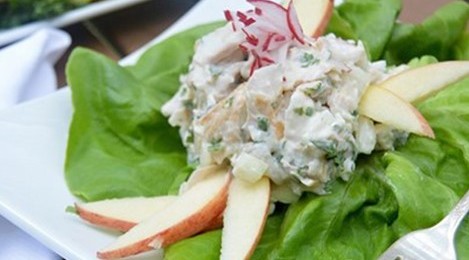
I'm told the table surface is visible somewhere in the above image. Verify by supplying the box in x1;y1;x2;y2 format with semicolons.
53;0;455;87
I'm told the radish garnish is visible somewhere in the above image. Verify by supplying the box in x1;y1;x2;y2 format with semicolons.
287;1;305;44
224;0;305;75
248;0;291;34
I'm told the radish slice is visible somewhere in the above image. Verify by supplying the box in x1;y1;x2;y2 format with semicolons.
287;1;305;44
224;0;306;75
248;0;290;34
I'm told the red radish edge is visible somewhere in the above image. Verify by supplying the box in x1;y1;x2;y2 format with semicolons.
286;1;305;44
225;0;306;75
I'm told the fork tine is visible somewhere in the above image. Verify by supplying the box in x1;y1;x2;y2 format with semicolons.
379;190;469;260
379;223;460;260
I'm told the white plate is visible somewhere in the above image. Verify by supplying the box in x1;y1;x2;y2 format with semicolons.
0;0;150;46
0;0;250;259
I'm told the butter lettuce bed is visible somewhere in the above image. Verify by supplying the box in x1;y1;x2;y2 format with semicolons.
65;0;469;259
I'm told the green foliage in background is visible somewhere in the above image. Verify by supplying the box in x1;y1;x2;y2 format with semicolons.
0;0;92;29
327;0;469;64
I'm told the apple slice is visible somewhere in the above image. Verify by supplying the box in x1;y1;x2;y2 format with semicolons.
291;0;333;37
97;171;231;259
379;61;469;103
359;87;434;138
179;164;227;193
75;196;176;232
220;177;270;260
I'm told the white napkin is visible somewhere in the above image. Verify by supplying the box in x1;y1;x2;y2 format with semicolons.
0;28;71;110
0;28;70;259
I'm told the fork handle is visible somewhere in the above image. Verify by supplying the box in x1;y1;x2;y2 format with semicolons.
441;189;469;235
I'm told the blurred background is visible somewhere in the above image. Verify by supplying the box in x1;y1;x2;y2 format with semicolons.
59;0;461;83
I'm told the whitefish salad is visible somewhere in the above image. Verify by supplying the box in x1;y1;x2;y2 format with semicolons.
162;10;408;201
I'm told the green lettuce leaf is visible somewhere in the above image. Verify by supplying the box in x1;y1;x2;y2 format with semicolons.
384;1;469;65
325;9;358;40
165;230;222;260
65;22;223;201
452;32;469;60
407;55;438;68
457;218;469;258
384;152;460;235
267;159;398;260
332;0;401;60
129;22;225;107
65;48;186;201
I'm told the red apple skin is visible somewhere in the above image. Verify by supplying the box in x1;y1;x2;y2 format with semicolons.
75;202;224;233
203;213;224;232
311;0;333;37
97;175;231;259
154;195;226;248
410;105;435;139
75;203;135;232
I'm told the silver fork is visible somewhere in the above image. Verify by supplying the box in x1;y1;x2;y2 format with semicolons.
379;190;469;260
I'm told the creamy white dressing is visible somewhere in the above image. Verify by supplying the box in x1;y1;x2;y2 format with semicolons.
162;23;408;202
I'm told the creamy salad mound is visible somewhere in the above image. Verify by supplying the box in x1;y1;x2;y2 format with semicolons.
162;22;407;202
